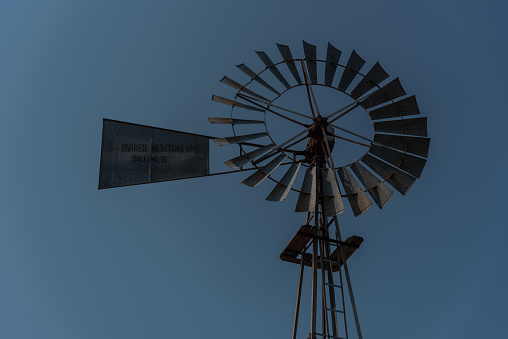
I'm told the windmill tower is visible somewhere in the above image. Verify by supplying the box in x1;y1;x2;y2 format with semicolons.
99;41;430;339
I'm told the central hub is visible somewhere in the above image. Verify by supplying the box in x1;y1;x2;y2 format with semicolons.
308;116;329;142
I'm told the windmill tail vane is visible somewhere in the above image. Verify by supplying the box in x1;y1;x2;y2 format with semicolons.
98;41;430;339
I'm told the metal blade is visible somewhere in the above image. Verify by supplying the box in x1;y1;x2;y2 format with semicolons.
321;168;345;216
212;95;265;112
236;63;280;95
350;62;389;100
373;117;428;137
369;95;420;120
325;42;341;86
360;78;406;109
242;154;287;187
208;117;265;125
220;76;270;103
361;154;416;195
277;43;302;84
337;167;371;217
212;132;268;146
303;41;317;84
374;134;430;158
224;144;275;169
338;50;365;92
295;166;317;212
266;162;301;201
369;145;427;178
256;51;291;89
350;162;393;209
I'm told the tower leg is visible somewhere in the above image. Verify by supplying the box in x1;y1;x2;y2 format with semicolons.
292;256;305;339
333;218;362;339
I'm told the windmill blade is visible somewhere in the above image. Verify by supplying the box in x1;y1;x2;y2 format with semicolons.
374;133;430;158
338;50;365;92
295;166;317;212
369;95;420;120
256;51;291;89
266;162;301;201
237;63;280;95
360;78;407;109
212;95;265;112
212;132;268;146
303;41;317;84
350;62;389;100
324;43;341;87
277;43;302;85
208;117;265;125
373;117;428;137
350;162;393;209
361;154;416;195
242;154;287;187
224;144;275;169
369;145;427;178
220;76;270;103
337;167;372;217
321;168;345;216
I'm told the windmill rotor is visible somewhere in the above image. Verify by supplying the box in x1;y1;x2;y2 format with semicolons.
211;41;430;217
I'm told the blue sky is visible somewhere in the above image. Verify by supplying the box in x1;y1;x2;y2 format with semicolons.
1;1;507;338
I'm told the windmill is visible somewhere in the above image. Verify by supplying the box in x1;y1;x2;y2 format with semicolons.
98;41;430;339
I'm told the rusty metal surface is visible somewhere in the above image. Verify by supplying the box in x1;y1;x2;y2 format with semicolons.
324;43;341;87
208;117;265;125
337;167;372;216
321;168;345;216
266;162;301;201
99;119;209;189
236;63;280;95
338;50;365;92
212;132;268;146
212;95;265;112
373;117;428;137
374;134;430;158
350;62;389;100
296;166;317;212
368;95;420;120
361;154;416;195
242;154;286;187
256;51;291;89
360;78;407;109
220;76;270;103
277;43;303;85
369;145;426;178
224;144;275;169
303;41;317;84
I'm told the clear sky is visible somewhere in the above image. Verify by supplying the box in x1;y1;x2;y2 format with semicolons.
1;1;507;338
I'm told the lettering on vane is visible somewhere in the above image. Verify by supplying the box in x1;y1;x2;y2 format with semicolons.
121;143;195;163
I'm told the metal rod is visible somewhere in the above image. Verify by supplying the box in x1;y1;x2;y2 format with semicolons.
324;101;357;120
301;60;317;119
327;104;359;124
333;218;362;339
238;94;308;127
320;235;329;339
301;60;321;117
296;232;359;248
331;133;370;148
253;125;312;165
292;254;305;339
240;94;313;120
338;265;348;339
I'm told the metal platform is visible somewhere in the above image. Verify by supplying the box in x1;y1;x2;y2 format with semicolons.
280;225;363;272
